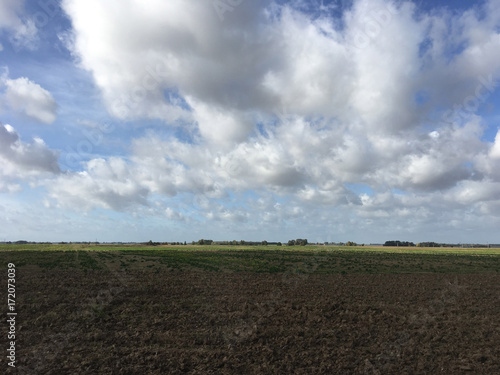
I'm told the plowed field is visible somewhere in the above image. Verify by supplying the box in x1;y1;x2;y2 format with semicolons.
1;246;499;374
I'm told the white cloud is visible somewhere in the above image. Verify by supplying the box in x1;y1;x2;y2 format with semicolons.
0;0;37;49
2;76;58;124
474;129;500;182
165;207;184;221
47;158;149;211
490;130;500;159
0;123;60;188
186;97;254;146
451;180;500;206
61;0;500;136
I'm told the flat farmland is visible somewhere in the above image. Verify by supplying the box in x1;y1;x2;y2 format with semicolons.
1;245;499;374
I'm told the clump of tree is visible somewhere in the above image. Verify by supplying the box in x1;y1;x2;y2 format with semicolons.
146;240;160;246
261;240;268;246
198;239;213;245
384;240;415;247
345;241;357;246
287;239;308;246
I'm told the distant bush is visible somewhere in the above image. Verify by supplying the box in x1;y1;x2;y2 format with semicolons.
198;239;213;245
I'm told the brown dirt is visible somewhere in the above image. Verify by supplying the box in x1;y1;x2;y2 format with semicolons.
3;269;500;374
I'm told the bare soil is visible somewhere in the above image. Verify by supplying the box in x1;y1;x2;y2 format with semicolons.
3;267;500;374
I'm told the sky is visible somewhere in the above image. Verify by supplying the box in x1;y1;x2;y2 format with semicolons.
0;0;500;244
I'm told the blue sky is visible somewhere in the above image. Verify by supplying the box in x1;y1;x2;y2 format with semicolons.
1;0;500;243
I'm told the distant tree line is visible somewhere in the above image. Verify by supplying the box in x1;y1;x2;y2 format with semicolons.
384;241;415;247
416;242;439;247
4;240;497;248
192;239;310;246
196;239;213;245
384;241;495;248
416;242;494;248
287;239;308;246
145;241;187;246
194;240;285;246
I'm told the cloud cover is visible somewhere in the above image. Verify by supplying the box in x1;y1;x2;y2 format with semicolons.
14;0;500;241
0;0;38;49
1;75;58;124
0;122;60;192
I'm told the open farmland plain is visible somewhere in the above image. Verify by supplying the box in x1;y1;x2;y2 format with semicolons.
1;244;500;374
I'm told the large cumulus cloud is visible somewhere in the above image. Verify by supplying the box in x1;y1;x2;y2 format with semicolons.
52;0;500;240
